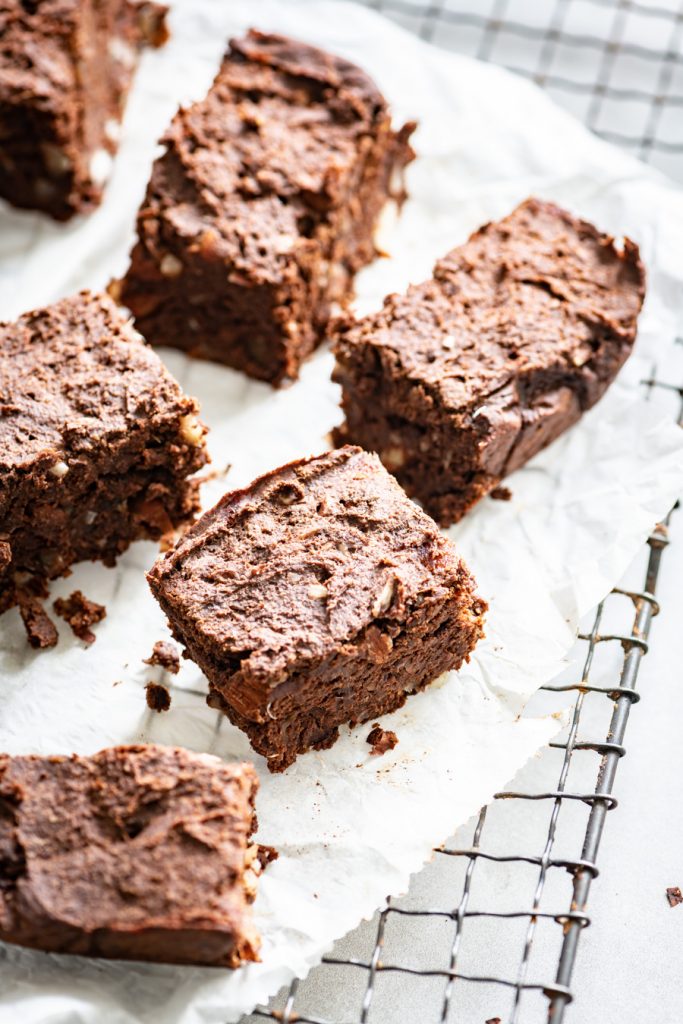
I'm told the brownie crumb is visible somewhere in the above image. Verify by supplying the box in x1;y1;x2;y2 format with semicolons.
17;592;58;649
136;2;169;48
485;1018;502;1024
366;724;399;756
256;845;279;870
666;886;682;907
144;640;180;674
490;486;513;502
53;591;106;644
145;682;171;713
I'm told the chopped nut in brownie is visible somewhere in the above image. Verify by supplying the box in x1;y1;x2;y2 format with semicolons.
53;590;106;644
666;886;682;907
17;592;58;650
143;640;180;674
366;724;399;756
145;682;171;713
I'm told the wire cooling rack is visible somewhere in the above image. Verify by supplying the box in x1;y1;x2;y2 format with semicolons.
364;0;683;181
242;3;683;1022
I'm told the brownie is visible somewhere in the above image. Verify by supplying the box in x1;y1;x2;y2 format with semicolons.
117;30;415;386
0;290;208;611
148;446;486;772
0;744;261;966
0;0;167;221
333;198;646;525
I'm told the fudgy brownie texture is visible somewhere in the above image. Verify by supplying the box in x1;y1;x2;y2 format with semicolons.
0;290;208;612
0;0;167;220
333;199;646;525
148;446;486;772
0;745;261;966
118;30;415;386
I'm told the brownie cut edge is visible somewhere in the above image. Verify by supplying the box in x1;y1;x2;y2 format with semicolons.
0;744;261;967
148;445;487;772
332;198;646;525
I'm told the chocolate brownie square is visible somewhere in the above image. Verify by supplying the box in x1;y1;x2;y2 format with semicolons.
0;745;261;966
118;30;415;386
148;446;486;772
0;290;208;610
333;198;646;525
0;0;167;221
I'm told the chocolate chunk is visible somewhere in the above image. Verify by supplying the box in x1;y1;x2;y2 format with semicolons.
148;445;486;772
0;0;168;220
666;886;682;907
366;724;398;756
333;198;645;525
0;745;260;966
119;30;415;386
53;590;106;644
0;291;208;613
144;640;180;674
145;682;171;712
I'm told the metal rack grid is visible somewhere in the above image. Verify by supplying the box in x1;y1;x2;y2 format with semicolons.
364;0;683;182
241;2;683;1022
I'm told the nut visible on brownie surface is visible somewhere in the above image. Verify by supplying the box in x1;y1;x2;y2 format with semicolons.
333;198;646;525
148;445;486;773
0;291;209;614
118;29;416;386
0;0;169;220
0;745;260;966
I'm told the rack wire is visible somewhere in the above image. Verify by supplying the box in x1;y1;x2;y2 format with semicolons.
242;2;683;1021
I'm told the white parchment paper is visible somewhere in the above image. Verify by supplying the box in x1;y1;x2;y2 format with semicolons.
1;2;683;1022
